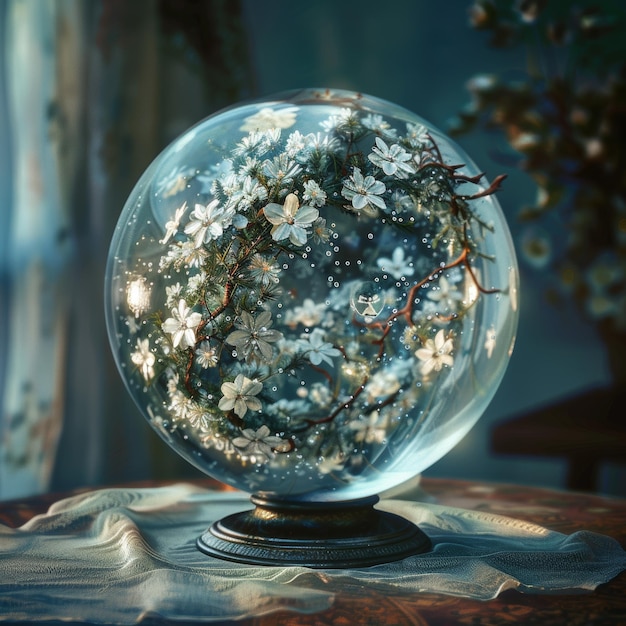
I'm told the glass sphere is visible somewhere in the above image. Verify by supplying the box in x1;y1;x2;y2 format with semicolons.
105;89;519;502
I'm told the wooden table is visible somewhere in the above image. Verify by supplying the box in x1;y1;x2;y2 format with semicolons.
1;478;625;625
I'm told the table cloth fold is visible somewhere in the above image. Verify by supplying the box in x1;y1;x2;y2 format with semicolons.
1;484;625;623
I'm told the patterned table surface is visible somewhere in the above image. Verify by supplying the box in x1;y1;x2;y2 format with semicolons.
1;478;625;626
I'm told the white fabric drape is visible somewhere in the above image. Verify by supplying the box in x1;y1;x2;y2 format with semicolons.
1;484;625;623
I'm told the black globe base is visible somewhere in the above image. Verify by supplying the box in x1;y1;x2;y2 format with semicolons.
197;494;431;568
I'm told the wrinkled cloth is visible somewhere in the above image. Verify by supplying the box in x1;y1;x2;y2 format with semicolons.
0;484;625;623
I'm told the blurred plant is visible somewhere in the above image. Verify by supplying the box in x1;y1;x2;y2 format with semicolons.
451;0;626;375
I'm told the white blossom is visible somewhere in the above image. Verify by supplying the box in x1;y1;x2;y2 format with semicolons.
184;199;236;247
263;193;319;246
377;246;414;280
298;328;341;367
161;299;202;349
195;341;219;368
165;283;183;308
302;179;327;207
286;298;327;327
160;202;188;244
415;330;454;375
405;123;431;149
319;107;355;132
368;137;415;177
427;276;463;310
362;113;397;138
218;374;263;418
131;338;155;380
226;310;283;362
232;425;291;461
284;130;307;157
349;411;388;444
341;167;386;214
240;106;298;132
249;254;281;286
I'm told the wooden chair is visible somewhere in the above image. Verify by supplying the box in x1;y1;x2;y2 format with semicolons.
491;386;626;491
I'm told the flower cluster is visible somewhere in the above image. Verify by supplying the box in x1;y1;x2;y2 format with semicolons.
125;95;504;488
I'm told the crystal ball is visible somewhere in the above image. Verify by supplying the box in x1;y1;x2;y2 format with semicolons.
105;89;519;502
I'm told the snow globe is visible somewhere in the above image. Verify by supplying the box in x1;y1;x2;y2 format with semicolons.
105;88;519;567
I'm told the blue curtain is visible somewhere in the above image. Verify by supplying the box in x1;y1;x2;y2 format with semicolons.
0;0;254;498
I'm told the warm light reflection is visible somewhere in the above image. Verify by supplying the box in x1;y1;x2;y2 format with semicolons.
464;268;480;307
126;277;151;318
509;266;519;312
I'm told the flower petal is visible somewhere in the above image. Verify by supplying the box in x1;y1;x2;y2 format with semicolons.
263;203;286;225
294;205;319;225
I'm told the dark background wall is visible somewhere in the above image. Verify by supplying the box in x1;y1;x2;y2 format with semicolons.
1;0;622;499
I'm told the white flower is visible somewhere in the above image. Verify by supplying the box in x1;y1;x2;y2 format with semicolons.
184;199;236;247
180;240;209;268
405;123;430;149
186;402;214;430
249;254;281;286
195;341;218;368
263;154;302;186
232;425;291;461
298;328;341;367
376;246;414;280
362;113;397;138
390;190;416;213
167;373;180;396
319;107;355;132
586;254;622;293
169;390;195;421
233;131;266;156
186;271;206;294
415;330;454;375
232;175;267;212
218;374;263;418
226;310;283;362
349;411;388;444
286;298;327;327
311;217;331;243
160;202;188;244
368;137;415;177
263;193;319;246
240;106;298;132
303;131;340;154
587;293;616;319
302;179;327;207
520;228;552;269
265;398;310;420
165;283;183;308
364;370;401;402
428;276;463;310
341;167;386;214
260;128;282;152
237;156;261;177
131;338;155;380
285;130;307;157
161;299;202;349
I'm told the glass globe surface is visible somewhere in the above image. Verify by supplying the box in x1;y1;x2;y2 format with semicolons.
105;89;518;502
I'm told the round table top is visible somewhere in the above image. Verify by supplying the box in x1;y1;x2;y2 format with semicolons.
1;477;625;625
